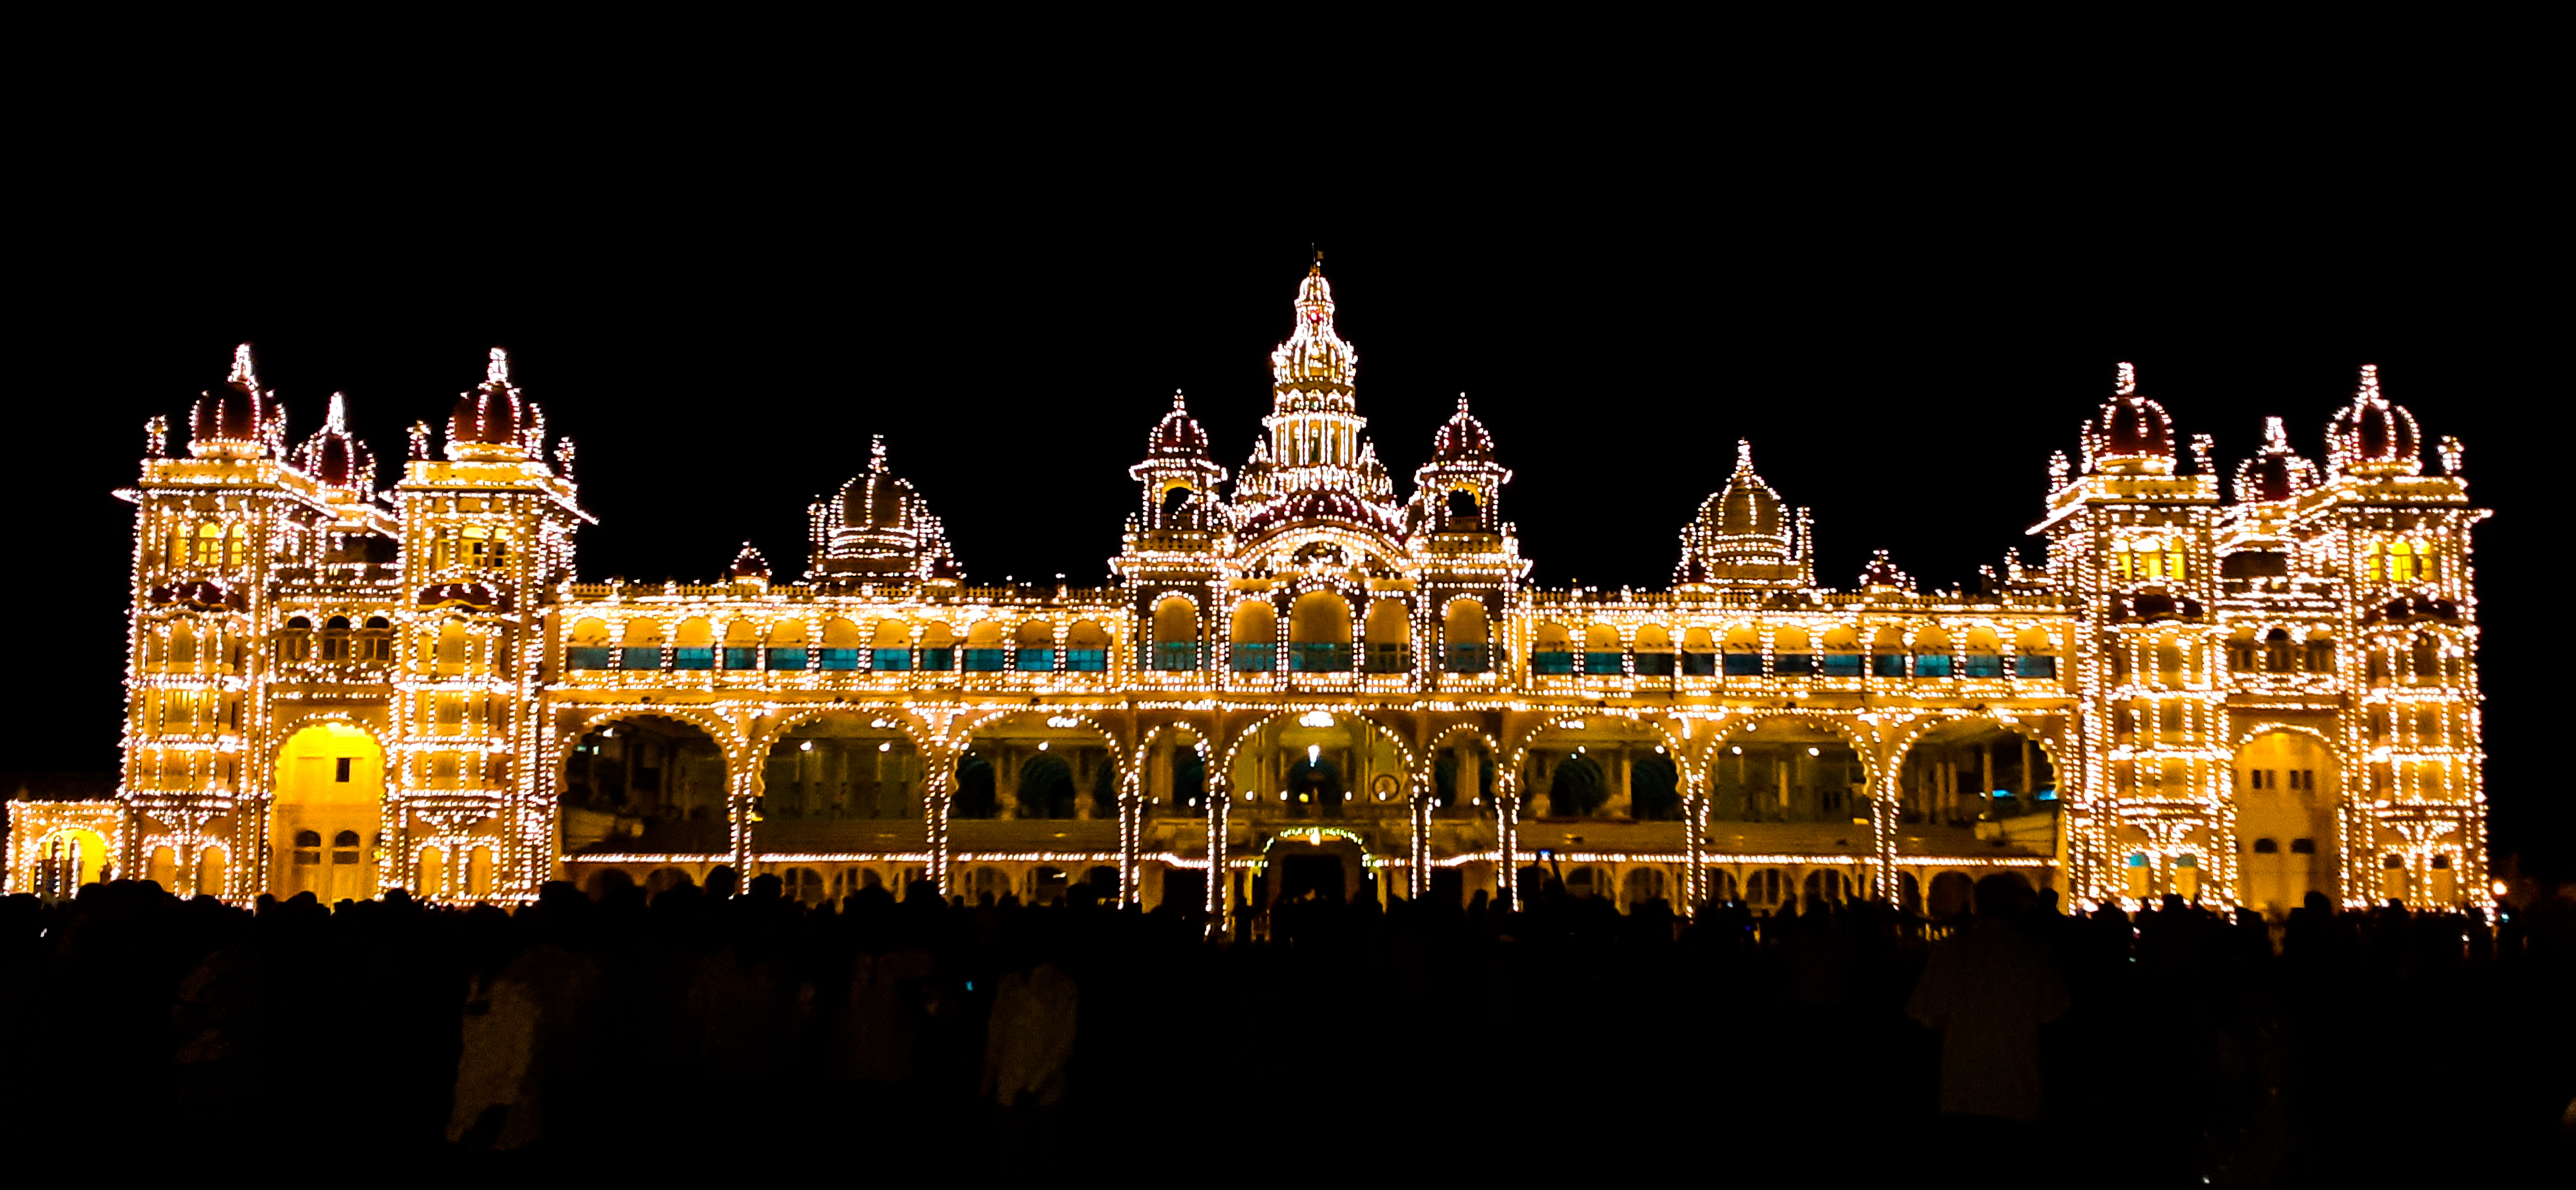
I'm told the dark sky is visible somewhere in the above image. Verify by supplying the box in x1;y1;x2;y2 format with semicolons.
10;130;2564;877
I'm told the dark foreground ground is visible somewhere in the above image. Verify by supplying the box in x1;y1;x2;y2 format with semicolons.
5;877;2570;1183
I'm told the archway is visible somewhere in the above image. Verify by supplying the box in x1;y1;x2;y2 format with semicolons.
28;827;112;898
272;722;385;902
1431;730;1497;819
1518;716;1675;821
1710;718;1866;825
562;715;729;855
957;712;1118;823
758;714;924;850
1229;712;1408;822
1142;726;1210;818
1894;719;2056;843
2233;730;2341;917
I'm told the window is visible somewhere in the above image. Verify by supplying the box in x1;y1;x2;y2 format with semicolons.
2015;654;2056;679
821;646;861;670
1157;642;1201;671
2431;854;2451;869
321;616;352;662
1064;647;1108;672
2290;838;2316;854
723;645;759;670
292;830;321;867
2384;854;2404;870
1231;642;1275;673
1366;642;1412;673
2263;628;2294;672
2248;768;2274;790
2290;768;2315;792
1914;651;1950;677
1015;646;1055;672
2253;838;2279;854
1442;642;1490;673
2304;636;2335;673
872;648;913;672
918;645;955;672
281;617;313;662
767;646;808;671
1634;650;1676;676
335;757;352;783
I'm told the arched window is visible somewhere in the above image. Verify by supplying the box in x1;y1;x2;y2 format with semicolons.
2408;633;2439;687
320;615;352;662
567;617;610;670
721;619;759;670
1962;627;2003;678
919;621;957;672
435;621;472;674
1634;625;1677;677
620;619;666;671
2012;626;2057;679
281;616;313;663
765;619;810;671
1065;620;1110;672
1774;626;1815;676
2264;627;2294;673
1870;627;1905;677
819;617;862;671
357;616;392;664
963;621;1007;672
2303;632;2334;675
671;618;715;670
870;619;913;672
2156;635;2186;687
191;522;226;567
1152;597;1200;672
1014;619;1056;672
1722;626;1762;677
1288;592;1351;672
1365;600;1412;674
1912;627;1952;678
1229;601;1276;673
1821;627;1862;677
1531;623;1573;675
1582;624;1624;676
1681;627;1718;677
1442;600;1491;673
2227;627;2259;673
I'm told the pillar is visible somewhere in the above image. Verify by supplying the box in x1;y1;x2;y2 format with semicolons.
996;745;1020;819
1982;744;1996;813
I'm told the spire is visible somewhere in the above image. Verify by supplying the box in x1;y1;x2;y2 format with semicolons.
870;434;889;472
229;342;259;389
2262;415;2290;452
486;346;513;387
324;391;350;434
1735;439;1755;472
1271;259;1357;389
2115;360;2137;396
2356;362;2381;404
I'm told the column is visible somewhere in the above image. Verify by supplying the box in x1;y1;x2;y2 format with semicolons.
922;759;954;895
1611;750;1633;817
1982;745;1996;815
996;745;1020;819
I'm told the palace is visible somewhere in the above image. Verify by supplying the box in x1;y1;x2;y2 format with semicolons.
8;263;2492;922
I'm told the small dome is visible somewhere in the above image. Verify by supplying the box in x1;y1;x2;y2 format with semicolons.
447;348;542;459
2232;416;2321;503
2084;362;2177;474
2327;364;2423;476
189;344;280;458
293;392;379;497
729;542;770;581
1859;549;1912;591
1147;391;1211;456
1431;394;1495;462
837;438;913;529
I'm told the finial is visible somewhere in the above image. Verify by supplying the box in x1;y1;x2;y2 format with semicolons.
2189;433;2214;474
486;346;512;387
2115;361;2137;397
228;342;258;389
1173;388;1188;410
1457;392;1472;416
324;392;350;433
145;415;168;459
2356;363;2382;403
870;434;888;471
2437;435;2463;474
556;436;578;481
2262;415;2289;451
1735;439;1754;471
2047;450;2071;486
408;421;432;461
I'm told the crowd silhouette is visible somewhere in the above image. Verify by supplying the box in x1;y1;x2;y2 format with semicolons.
4;871;2570;1180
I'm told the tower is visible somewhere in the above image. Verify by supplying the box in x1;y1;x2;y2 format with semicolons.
391;348;584;899
2034;362;2224;904
1118;391;1227;672
1406;394;1526;678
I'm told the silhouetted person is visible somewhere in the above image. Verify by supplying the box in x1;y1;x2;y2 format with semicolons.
1906;873;2069;1125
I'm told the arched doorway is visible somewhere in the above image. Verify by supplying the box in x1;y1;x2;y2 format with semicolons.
562;715;730;854
956;713;1118;823
272;722;385;902
1143;727;1210;818
1230;712;1407;822
2233;730;2340;916
1711;718;1867;825
1519;716;1675;821
757;714;925;852
28;827;112;898
1894;720;2057;852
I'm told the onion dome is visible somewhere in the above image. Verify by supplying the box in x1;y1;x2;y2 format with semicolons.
1431;393;1496;462
1237;488;1403;538
189;343;284;459
2326;363;2423;477
728;542;770;582
1859;549;1914;592
1699;440;1786;544
292;392;379;499
1270;257;1357;390
837;436;911;528
1145;390;1211;458
812;436;958;583
2082;362;2177;475
446;347;546;461
2231;416;2323;503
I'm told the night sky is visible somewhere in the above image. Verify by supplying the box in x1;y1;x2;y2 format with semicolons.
11;141;2563;877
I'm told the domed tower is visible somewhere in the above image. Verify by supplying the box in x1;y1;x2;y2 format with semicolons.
807;437;961;588
1673;441;1812;590
2325;363;2424;478
2081;361;2178;476
1127;391;1229;535
1407;394;1513;536
2218;416;2325;577
390;347;585;902
1404;394;1528;682
292;392;382;518
1117;392;1230;672
188;342;286;459
2232;416;2323;505
1229;257;1403;566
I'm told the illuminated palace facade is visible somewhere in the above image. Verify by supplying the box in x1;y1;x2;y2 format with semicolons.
8;264;2492;921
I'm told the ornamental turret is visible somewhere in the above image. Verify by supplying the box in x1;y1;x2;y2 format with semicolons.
291;392;382;522
1128;391;1227;534
1231;257;1403;565
2325;363;2424;478
1407;393;1513;537
445;348;547;462
189;343;286;459
2233;416;2323;505
2082;361;2178;476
